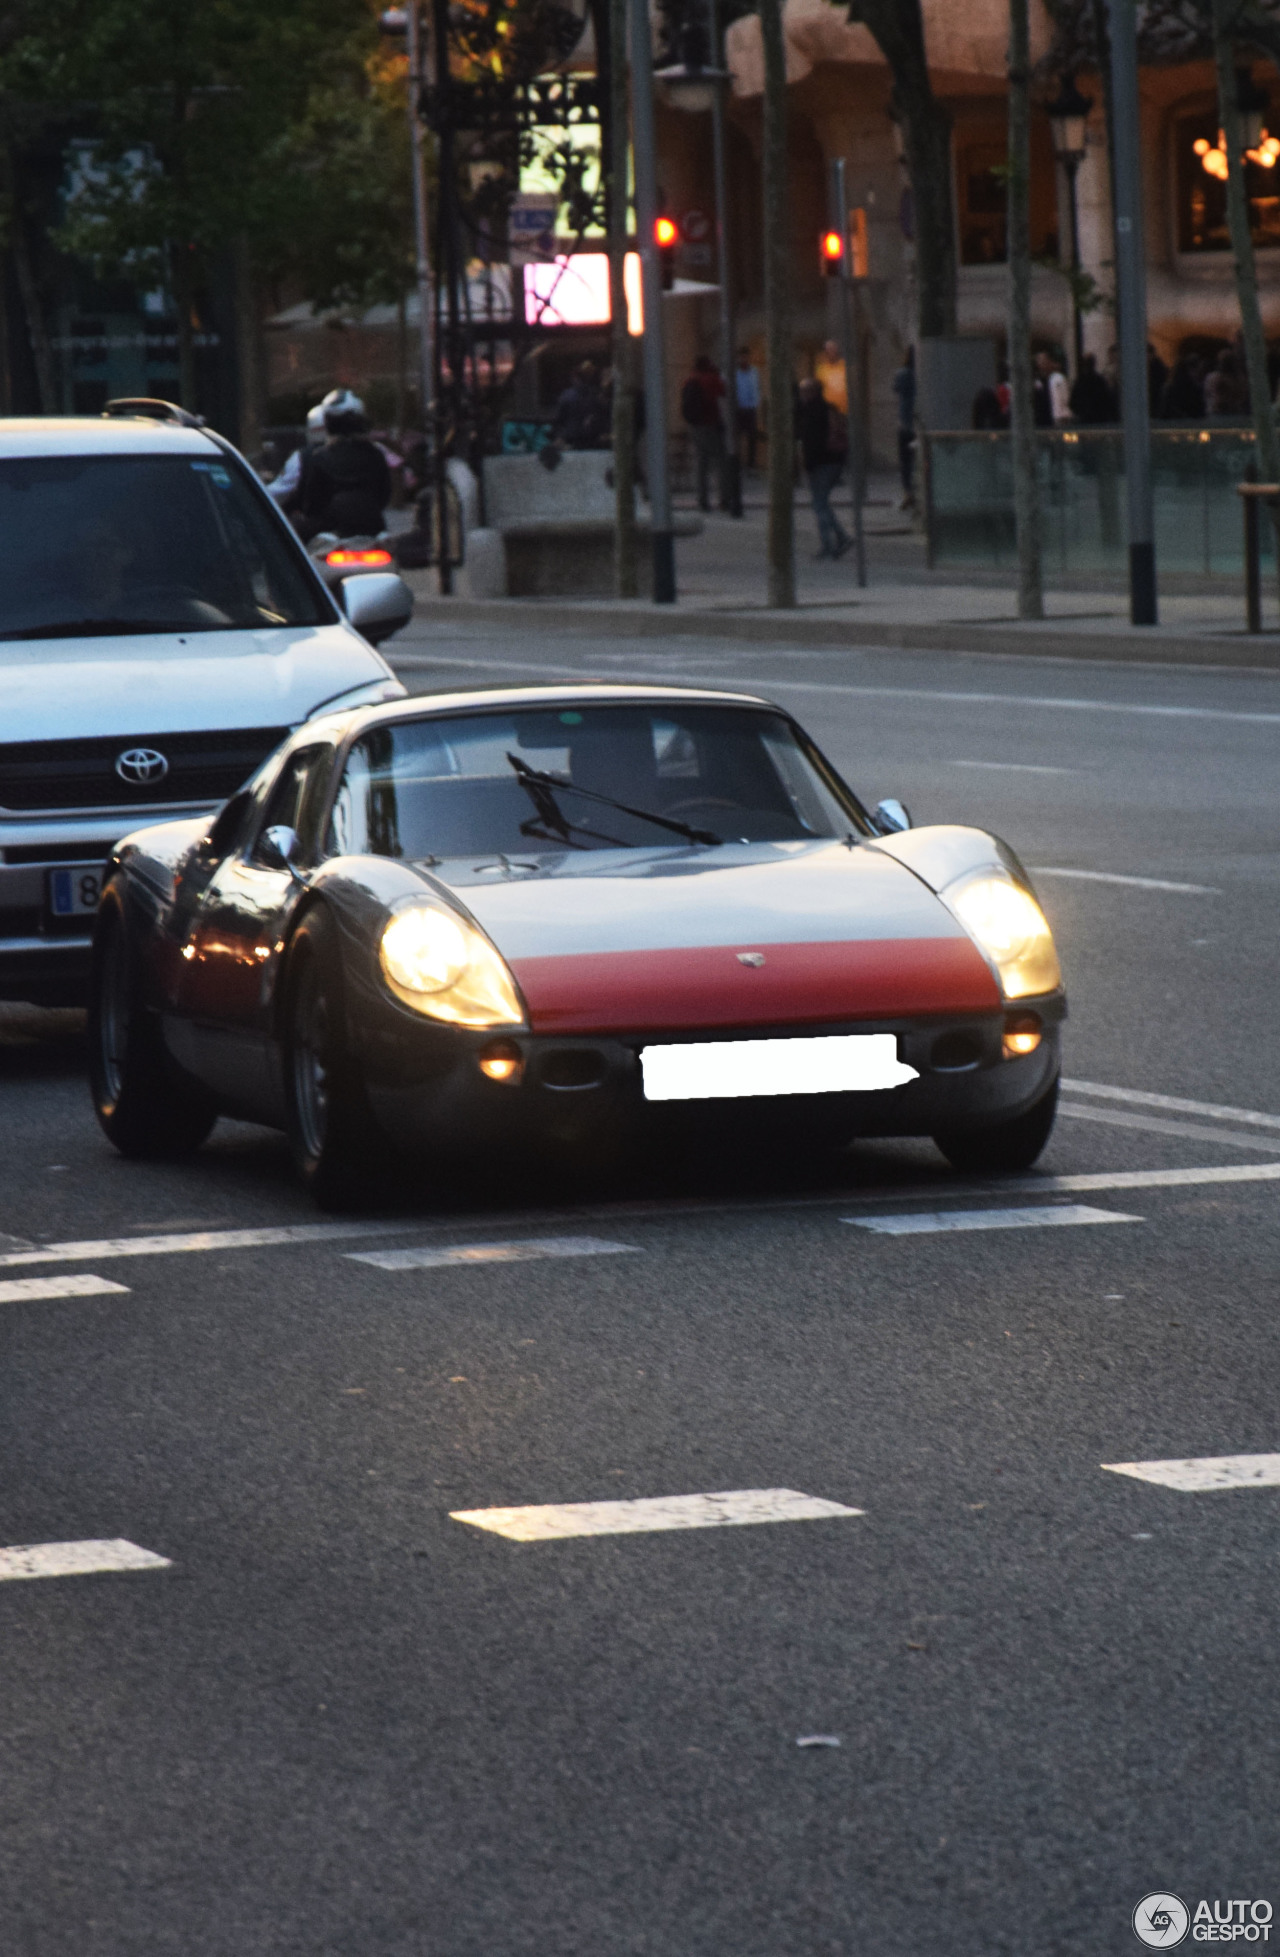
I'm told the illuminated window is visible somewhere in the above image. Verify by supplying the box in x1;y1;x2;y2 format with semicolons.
1177;109;1280;251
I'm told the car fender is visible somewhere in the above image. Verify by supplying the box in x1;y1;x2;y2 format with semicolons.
866;824;1036;898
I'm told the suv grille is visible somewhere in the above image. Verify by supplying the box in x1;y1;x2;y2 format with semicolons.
0;727;289;813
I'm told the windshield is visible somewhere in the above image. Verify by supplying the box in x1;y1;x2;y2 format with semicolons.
327;704;862;859
0;452;332;639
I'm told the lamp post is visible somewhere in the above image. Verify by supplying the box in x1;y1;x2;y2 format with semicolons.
1046;74;1091;374
1107;0;1156;624
630;0;676;601
655;7;741;516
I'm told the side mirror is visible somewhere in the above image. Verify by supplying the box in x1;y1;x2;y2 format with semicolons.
258;824;301;874
340;570;415;645
873;798;912;834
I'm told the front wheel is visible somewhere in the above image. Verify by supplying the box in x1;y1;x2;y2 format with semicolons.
88;888;217;1159
932;1076;1059;1175
283;908;394;1209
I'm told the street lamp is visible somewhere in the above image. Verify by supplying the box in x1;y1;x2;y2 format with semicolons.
653;8;742;516
1237;67;1270;152
1046;73;1091;374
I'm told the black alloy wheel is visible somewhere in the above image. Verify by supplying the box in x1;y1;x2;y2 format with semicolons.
88;886;217;1159
932;1074;1059;1175
283;907;393;1209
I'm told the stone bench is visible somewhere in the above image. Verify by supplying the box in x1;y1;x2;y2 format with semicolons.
468;451;700;598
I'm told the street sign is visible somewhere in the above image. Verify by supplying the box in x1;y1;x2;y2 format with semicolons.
509;198;557;263
680;209;711;244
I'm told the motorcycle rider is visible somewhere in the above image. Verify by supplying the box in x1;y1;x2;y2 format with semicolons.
283;389;390;541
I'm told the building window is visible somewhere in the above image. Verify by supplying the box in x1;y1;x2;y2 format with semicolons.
1177;110;1280;250
956;121;1058;267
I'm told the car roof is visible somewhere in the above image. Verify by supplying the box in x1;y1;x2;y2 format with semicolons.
0;416;221;458
301;681;783;746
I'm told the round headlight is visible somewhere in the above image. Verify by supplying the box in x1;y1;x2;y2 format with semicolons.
380;904;470;995
950;876;1044;963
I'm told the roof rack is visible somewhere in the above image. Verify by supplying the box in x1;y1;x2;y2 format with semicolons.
102;397;206;429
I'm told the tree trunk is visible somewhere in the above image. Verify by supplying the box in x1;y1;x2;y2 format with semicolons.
761;0;794;608
1212;3;1280;572
606;0;638;597
1008;0;1043;619
172;244;198;414
848;0;957;338
233;237;265;458
10;210;55;413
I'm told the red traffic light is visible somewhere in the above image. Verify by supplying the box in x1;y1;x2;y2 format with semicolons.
820;228;844;275
654;216;679;248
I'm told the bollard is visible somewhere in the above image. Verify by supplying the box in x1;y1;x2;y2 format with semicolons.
1237;473;1277;634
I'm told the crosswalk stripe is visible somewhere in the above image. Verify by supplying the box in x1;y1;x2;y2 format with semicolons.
1058;1103;1280;1155
0;1539;172;1582
450;1489;863;1541
845;1204;1140;1236
0;1274;129;1303
1102;1454;1280;1492
349;1236;638;1272
0;1221;411;1270
1065;1079;1280;1131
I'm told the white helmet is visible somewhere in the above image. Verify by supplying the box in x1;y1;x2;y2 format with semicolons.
320;387;367;434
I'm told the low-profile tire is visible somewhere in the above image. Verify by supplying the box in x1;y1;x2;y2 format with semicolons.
88;886;217;1159
282;906;395;1210
932;1075;1059;1175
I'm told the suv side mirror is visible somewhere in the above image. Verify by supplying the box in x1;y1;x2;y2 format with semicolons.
258;824;301;874
873;798;912;834
340;570;415;645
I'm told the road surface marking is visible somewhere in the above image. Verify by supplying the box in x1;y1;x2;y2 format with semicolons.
846;1204;1139;1236
1030;867;1221;894
952;760;1076;775
392;655;1280;727
0;1539;172;1582
450;1489;862;1541
0;1274;129;1304
349;1236;638;1272
1102;1454;1280;1493
0;1221;413;1270
1057;1104;1280;1154
1065;1080;1280;1131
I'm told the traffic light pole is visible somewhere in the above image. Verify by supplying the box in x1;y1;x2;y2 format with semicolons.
1108;0;1157;623
710;16;741;518
831;158;865;588
629;0;676;602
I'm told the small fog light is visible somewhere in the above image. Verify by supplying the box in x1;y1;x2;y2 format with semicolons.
478;1039;523;1084
1002;1012;1042;1060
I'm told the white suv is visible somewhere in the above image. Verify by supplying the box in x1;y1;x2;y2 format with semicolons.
0;405;411;1005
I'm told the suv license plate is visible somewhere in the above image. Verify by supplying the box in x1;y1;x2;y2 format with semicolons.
47;867;103;919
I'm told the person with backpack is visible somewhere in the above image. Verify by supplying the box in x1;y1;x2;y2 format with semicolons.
681;355;726;512
284;390;391;541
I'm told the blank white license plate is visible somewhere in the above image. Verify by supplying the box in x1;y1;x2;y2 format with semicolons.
640;1033;917;1102
47;867;103;919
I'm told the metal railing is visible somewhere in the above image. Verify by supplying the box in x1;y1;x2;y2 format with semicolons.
922;426;1275;577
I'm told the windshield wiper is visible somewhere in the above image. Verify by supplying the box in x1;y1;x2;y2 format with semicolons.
506;754;722;847
3;618;198;640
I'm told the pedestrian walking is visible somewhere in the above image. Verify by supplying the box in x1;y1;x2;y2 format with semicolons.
891;346;916;510
734;347;761;471
681;355;727;512
796;376;850;560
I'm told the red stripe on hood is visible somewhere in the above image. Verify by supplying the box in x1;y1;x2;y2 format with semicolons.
511;937;999;1035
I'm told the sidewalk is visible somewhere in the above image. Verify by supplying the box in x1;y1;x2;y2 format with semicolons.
409;473;1280;670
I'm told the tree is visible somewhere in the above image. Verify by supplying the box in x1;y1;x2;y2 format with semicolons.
845;0;957;339
1009;0;1043;617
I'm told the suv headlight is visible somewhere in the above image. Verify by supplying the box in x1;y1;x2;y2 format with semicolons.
944;870;1060;999
379;898;526;1027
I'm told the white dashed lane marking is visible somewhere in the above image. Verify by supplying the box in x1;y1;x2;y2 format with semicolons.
1066;1080;1280;1132
349;1236;638;1272
1031;867;1221;894
1102;1455;1280;1492
0;1539;171;1582
845;1204;1140;1236
451;1489;862;1541
0;1221;411;1270
0;1274;129;1304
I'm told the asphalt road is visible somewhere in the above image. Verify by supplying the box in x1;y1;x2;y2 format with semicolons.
4;627;1280;1954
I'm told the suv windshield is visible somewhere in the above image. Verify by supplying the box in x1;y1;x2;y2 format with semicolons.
327;704;863;858
0;452;332;639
